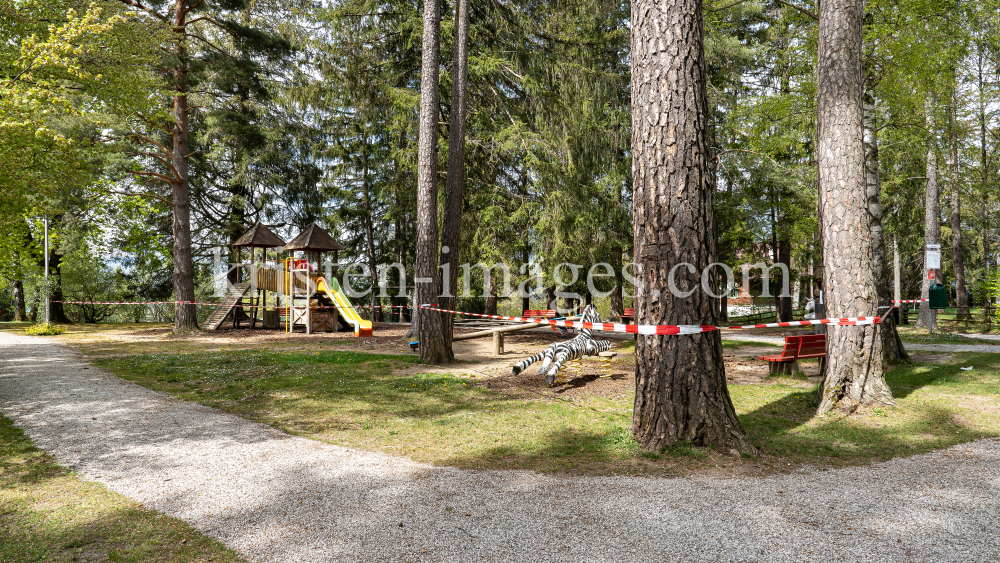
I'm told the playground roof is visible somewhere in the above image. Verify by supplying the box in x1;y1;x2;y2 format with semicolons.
231;222;287;248
282;223;345;252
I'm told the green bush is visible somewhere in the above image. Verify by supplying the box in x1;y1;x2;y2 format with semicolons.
25;323;65;336
978;271;1000;323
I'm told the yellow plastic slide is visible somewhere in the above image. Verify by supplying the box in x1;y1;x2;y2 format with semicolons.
316;277;373;337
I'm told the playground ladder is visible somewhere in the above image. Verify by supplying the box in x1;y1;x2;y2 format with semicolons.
203;282;252;330
286;262;314;334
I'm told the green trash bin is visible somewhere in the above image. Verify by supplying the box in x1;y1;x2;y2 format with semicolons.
929;283;948;309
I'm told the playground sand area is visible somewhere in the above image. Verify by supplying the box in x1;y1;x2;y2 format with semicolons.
53;322;826;403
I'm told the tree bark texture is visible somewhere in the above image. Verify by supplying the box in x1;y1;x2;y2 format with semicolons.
893;238;901;304
13;276;26;321
630;0;755;454
948;92;968;319
609;248;624;319
978;54;991;274
46;247;71;324
171;0;198;332
777;237;792;321
28;289;39;322
226;184;249;287
362;143;382;322
485;273;498;315
815;0;892;413
12;248;26;321
917;101;940;330
415;0;451;363
439;0;470;345
863;81;908;363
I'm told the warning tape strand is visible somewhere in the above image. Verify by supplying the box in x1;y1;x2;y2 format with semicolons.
416;305;881;335
879;298;929;309
50;300;882;334
52;300;416;310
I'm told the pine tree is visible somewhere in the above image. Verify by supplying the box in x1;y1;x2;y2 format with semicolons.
112;0;290;331
630;0;755;454
816;0;892;413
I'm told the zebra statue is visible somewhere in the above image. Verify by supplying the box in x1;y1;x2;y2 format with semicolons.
511;304;613;386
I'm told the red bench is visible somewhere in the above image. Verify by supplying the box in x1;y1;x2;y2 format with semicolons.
523;309;557;319
619;308;635;323
758;334;827;375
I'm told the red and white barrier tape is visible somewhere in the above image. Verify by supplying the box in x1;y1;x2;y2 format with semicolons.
53;300;418;311
50;300;880;333
879;298;929;309
417;305;880;335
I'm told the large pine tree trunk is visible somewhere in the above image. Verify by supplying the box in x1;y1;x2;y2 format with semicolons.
362;144;382;322
609;246;624;319
815;0;892;414
978;53;991;275
485;273;497;315
12;250;26;321
47;247;72;324
630;0;754;454
863;79;908;363
777;237;793;321
917;101;940;330
28;289;39;322
948;92;968;320
439;0;470;344
414;0;451;363
226;184;248;288
170;0;198;332
13;277;26;321
893;238;901;304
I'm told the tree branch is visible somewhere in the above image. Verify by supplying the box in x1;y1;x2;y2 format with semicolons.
774;0;818;21
182;0;206;17
185;15;219;27
707;0;751;13
184;32;232;58
103;188;174;207
131;134;173;157
114;0;170;23
128;169;176;185
136;151;180;177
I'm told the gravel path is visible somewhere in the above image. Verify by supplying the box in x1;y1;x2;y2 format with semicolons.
2;332;1000;563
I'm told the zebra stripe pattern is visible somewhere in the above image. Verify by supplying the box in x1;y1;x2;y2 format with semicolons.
511;305;613;386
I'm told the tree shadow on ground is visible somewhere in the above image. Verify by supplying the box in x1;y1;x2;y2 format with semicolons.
738;380;996;465
885;360;969;400
0;415;242;563
437;424;672;475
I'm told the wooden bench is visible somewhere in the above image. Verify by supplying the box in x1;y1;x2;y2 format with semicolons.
758;334;827;375
619;308;635;323
523;309;557;319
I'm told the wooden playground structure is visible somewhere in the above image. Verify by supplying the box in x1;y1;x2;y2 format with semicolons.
203;222;373;336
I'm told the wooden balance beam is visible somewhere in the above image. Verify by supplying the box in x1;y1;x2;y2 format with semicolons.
453;316;581;355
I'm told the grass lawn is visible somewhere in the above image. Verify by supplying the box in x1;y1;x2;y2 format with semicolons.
0;415;243;563
897;325;1000;345
0;322;171;337
78;337;1000;477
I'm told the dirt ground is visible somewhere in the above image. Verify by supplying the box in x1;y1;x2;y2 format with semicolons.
98;322;822;401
